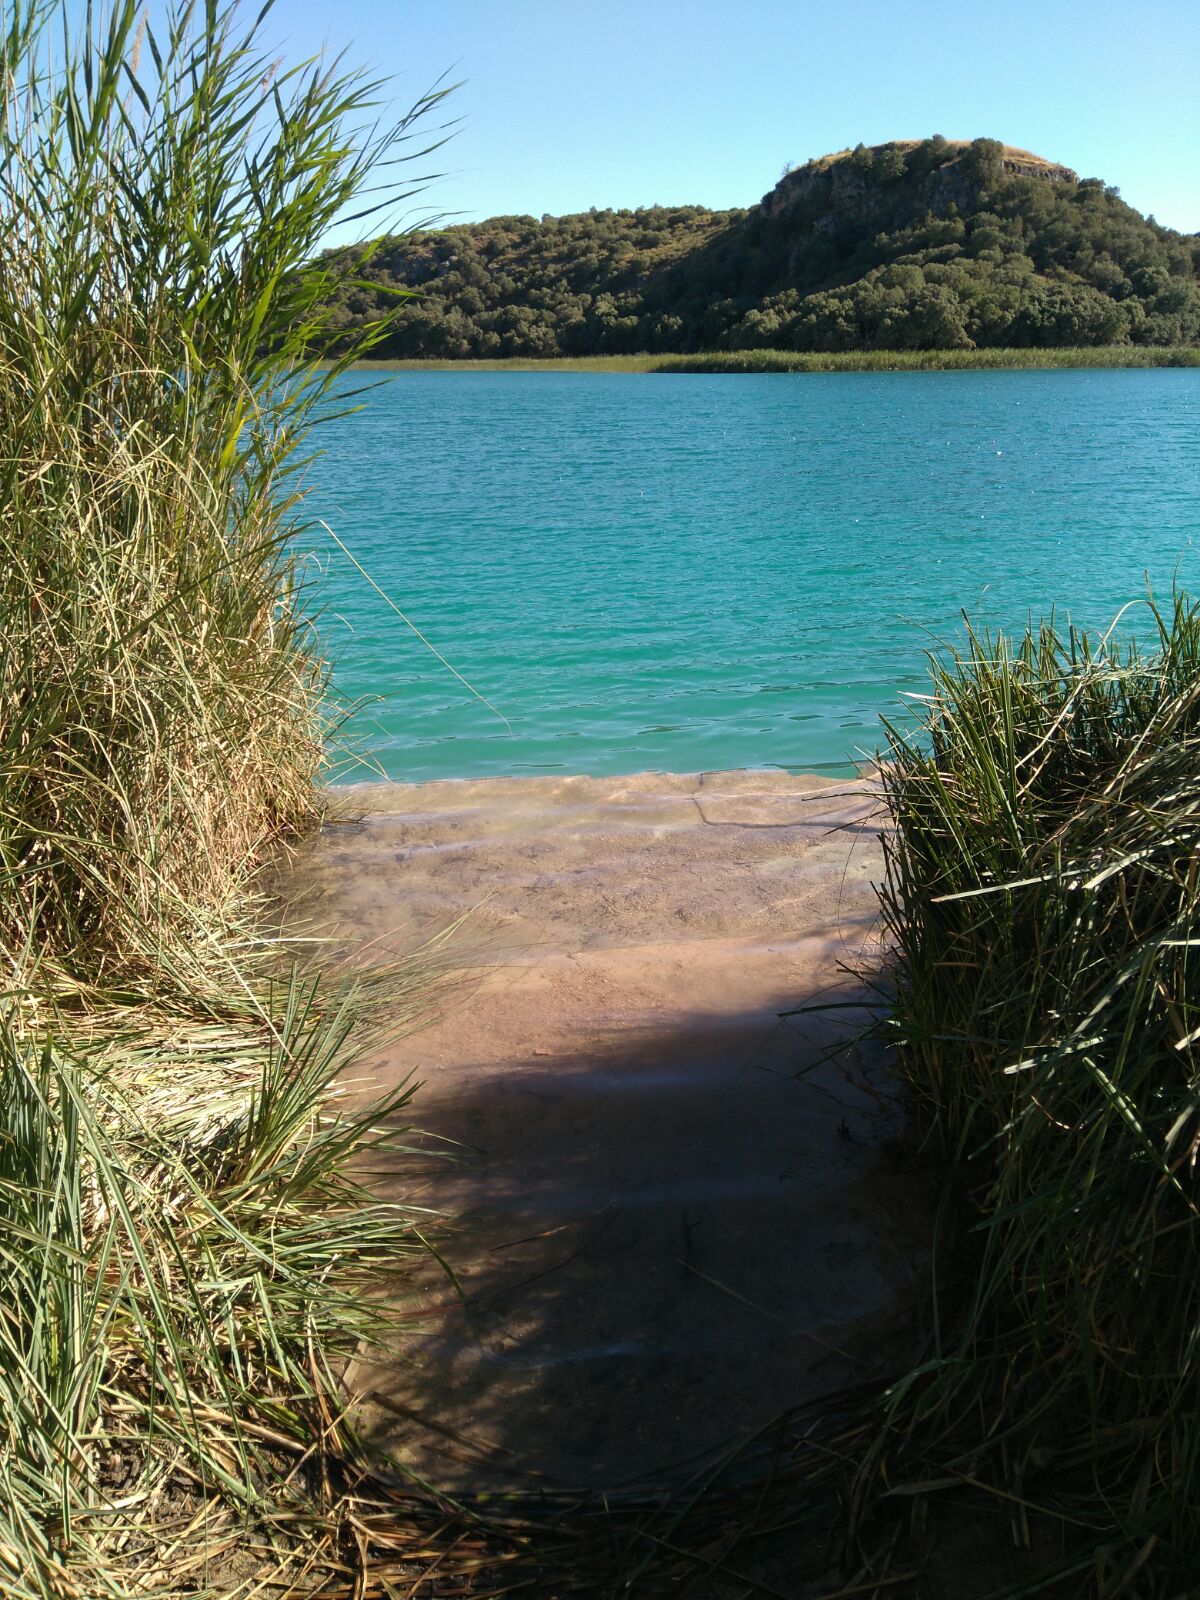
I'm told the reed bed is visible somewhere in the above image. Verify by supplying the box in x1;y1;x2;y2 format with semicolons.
0;2;451;1593
656;345;1200;373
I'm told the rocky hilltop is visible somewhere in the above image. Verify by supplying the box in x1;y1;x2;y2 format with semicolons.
323;137;1199;357
766;140;1077;221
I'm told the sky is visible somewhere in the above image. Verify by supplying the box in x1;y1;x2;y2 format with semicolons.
265;0;1200;243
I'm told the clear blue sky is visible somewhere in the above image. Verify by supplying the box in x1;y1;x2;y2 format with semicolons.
267;0;1199;240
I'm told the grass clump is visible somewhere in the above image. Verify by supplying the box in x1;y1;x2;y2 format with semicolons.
863;595;1200;1591
0;1;450;1593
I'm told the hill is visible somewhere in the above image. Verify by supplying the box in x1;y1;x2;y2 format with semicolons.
323;137;1200;357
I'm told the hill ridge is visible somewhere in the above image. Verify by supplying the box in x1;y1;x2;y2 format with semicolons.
323;136;1200;358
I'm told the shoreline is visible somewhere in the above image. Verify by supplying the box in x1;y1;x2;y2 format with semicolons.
321;762;877;816
337;345;1200;374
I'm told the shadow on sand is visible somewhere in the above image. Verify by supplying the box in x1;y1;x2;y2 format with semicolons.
347;974;932;1496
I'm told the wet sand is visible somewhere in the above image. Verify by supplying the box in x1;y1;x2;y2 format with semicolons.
277;769;931;1491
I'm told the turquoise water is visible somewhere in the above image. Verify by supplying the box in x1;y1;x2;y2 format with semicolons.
302;370;1200;781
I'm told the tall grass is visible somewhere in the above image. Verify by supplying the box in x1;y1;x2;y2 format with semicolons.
862;595;1200;1592
0;2;450;1592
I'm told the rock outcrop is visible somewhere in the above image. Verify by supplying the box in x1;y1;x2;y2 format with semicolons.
764;140;1077;225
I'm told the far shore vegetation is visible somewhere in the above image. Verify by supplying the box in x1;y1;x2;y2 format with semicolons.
321;137;1200;361
347;344;1200;373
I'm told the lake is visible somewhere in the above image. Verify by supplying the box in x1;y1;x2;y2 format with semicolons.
301;369;1200;782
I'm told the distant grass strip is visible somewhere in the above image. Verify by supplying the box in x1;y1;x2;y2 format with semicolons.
658;344;1200;372
0;3;450;1595
348;345;1200;373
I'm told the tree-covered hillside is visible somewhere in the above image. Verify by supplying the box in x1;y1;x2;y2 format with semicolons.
325;138;1200;357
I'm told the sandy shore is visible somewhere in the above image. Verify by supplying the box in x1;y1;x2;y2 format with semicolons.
276;769;930;1490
